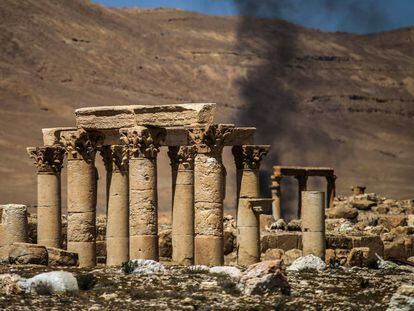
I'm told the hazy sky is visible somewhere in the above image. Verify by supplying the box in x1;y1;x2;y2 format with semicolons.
94;0;414;34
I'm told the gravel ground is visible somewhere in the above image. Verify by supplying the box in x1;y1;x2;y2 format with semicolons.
0;264;413;311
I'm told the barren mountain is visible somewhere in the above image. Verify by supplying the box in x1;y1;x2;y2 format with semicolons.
1;0;414;216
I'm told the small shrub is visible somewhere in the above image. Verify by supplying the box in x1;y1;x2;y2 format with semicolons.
76;274;96;290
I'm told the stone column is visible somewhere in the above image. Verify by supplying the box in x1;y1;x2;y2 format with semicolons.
27;146;65;248
269;175;282;219
61;129;102;267
233;145;270;266
2;204;28;244
100;145;129;266
295;175;308;218
326;174;337;209
189;124;234;266
120;126;166;261
168;146;196;265
301;191;325;259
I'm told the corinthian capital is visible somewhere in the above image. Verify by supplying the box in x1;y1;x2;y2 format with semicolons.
232;145;270;170
60;129;103;162
187;124;234;157
100;145;129;173
119;126;166;159
168;145;197;170
27;146;65;173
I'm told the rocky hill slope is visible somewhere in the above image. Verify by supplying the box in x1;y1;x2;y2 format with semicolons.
1;0;414;214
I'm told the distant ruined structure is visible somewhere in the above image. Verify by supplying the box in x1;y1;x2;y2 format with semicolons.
25;103;273;267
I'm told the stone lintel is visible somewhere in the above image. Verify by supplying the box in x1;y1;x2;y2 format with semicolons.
42;127;77;146
49;126;255;147
75;103;216;129
247;198;274;215
273;166;334;178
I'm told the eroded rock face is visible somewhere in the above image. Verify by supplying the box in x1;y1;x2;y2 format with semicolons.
9;243;48;265
46;247;78;267
238;260;290;295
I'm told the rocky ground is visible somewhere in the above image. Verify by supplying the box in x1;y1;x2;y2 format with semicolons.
0;263;413;310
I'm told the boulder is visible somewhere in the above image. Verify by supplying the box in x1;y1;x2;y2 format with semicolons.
325;249;336;266
269;219;287;231
287;219;301;231
286;254;326;272
159;229;172;258
9;243;48;265
327;205;358;220
0;273;25;295
223;230;235;255
19;271;79;295
282;249;302;266
122;259;165;274
238;260;290;295
384;240;406;260
263;248;284;261
209;266;242;281
351;199;376;211
46;247;78;266
346;247;370;267
387;284;414;311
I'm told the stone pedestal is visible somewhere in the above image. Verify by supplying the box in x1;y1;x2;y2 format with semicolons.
301;191;325;259
2;204;28;244
168;146;196;265
27;146;65;248
296;175;308;218
61;130;101;267
101;145;129;266
233;145;269;266
270;175;282;219
189;124;234;266
120;126;166;261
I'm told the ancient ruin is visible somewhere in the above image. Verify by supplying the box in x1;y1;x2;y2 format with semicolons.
270;166;336;219
26;103;272;267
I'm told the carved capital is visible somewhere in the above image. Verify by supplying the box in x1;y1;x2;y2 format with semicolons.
188;124;234;157
120;126;166;159
60;129;103;162
232;145;270;170
27;146;65;173
168;145;197;170
100;145;129;173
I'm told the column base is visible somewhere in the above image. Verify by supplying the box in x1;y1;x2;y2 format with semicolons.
130;235;159;261
67;241;96;267
172;234;194;265
194;235;223;266
302;231;325;259
37;239;61;249
106;237;129;266
237;226;260;266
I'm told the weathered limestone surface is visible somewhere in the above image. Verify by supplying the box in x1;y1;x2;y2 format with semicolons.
27;146;65;248
169;146;196;265
233;145;270;266
42;127;77;146
2;205;28;247
302;191;326;259
191;124;234;266
76;103;216;129
101;145;129;266
61;130;101;267
121;126;166;260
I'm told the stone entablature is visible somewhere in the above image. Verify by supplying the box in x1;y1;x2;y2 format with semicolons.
27;103;273;267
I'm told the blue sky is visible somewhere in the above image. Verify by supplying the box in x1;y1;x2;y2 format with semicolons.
93;0;414;34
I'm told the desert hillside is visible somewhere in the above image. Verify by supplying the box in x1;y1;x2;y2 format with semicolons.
1;0;414;216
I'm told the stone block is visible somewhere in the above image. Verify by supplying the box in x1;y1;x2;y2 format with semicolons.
46;247;79;266
378;215;407;229
75;103;216;129
261;232;301;253
9;243;48;265
260;215;276;232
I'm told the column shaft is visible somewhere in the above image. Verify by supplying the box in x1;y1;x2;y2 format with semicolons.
270;176;282;219
67;158;97;267
129;157;158;260
37;172;61;247
326;175;336;209
296;175;308;218
301;191;325;259
194;153;224;266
